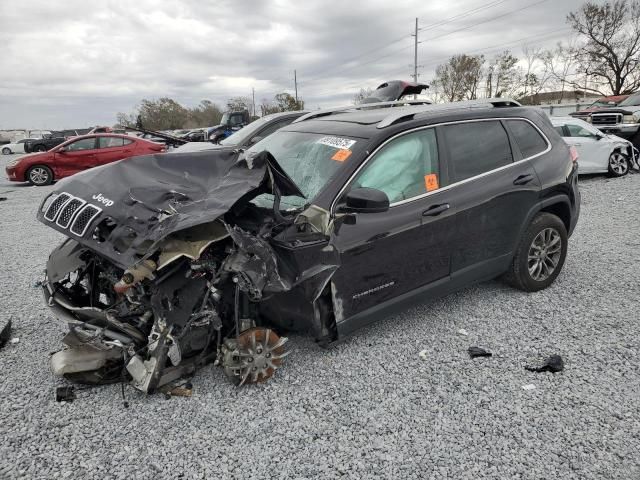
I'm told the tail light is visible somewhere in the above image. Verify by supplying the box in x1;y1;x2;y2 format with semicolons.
569;146;579;163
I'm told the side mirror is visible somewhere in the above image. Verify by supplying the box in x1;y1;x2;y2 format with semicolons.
342;187;389;213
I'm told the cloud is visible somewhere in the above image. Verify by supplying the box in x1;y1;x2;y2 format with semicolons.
0;0;586;128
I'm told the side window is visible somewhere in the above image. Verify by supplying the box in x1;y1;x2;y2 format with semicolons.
65;138;96;151
98;137;125;148
506;119;548;158
442;121;512;182
554;126;566;137
566;124;597;138
353;129;439;204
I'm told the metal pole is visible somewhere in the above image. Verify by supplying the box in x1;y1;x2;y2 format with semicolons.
413;18;418;99
294;70;298;109
252;87;255;117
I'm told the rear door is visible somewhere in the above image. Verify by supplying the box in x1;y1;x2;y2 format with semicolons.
331;127;456;325
95;136;136;165
564;122;610;172
53;137;99;177
440;118;545;278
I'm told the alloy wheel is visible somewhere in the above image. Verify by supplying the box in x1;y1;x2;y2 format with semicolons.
29;167;50;185
1;147;10;155
609;152;628;175
527;227;562;282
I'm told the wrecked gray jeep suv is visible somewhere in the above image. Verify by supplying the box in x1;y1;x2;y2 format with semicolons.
38;98;580;393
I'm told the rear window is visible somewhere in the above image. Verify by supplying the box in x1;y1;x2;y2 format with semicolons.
441;120;513;182
554;126;566;136
506;120;548;158
99;137;134;148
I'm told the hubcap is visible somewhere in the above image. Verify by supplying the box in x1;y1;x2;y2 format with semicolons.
527;227;562;282
29;168;49;184
610;153;628;175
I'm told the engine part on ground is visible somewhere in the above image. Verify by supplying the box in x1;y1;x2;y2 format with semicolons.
55;386;76;402
50;343;124;376
525;354;564;373
221;328;289;386
468;346;493;359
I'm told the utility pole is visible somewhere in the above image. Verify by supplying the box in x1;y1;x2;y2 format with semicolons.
294;70;299;109
411;18;419;99
252;87;255;118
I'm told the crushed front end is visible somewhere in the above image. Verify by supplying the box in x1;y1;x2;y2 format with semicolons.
37;149;339;393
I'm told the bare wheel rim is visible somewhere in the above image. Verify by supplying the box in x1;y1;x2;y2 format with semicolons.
527;227;562;282
29;167;49;184
2;148;10;154
609;153;628;175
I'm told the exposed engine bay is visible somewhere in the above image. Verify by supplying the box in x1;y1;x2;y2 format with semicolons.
38;149;340;393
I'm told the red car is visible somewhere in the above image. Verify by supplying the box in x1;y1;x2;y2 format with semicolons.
5;134;166;186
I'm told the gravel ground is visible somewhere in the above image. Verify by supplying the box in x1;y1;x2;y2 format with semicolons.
0;154;639;479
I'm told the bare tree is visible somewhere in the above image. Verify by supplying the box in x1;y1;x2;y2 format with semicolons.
226;96;252;111
518;45;551;103
485;51;521;98
353;87;374;105
433;54;485;102
568;0;640;94
541;41;579;102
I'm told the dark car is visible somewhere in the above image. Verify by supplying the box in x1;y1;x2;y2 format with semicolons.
36;98;579;394
6;134;166;185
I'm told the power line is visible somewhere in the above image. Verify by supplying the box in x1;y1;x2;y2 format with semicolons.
417;0;508;32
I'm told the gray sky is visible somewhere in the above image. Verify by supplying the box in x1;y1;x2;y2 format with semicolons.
0;0;591;129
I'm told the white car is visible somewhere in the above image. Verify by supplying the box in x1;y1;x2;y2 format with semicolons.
1;138;37;155
551;117;637;176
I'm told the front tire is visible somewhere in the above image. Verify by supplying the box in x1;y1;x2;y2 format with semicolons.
503;213;568;292
27;165;53;186
608;151;629;177
1;147;11;155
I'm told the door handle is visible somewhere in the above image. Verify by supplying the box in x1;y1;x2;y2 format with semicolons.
422;203;450;217
513;174;534;185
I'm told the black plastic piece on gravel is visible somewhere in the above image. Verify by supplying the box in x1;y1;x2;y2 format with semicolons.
55;386;76;402
525;354;564;373
468;346;492;358
0;319;11;348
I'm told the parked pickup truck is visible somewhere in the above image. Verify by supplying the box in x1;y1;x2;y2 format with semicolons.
580;92;640;147
23;131;72;153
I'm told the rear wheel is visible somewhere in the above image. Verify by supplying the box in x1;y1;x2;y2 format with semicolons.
608;151;629;177
1;147;11;155
27;165;53;186
503;213;568;292
34;144;47;152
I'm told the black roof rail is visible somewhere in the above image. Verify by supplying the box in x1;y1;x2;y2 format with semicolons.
376;98;522;128
291;100;432;124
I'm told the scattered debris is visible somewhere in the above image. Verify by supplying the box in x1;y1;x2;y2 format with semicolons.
525;354;565;373
521;384;536;391
55;386;76;402
418;349;428;360
169;386;193;397
9;337;19;344
457;328;469;336
0;197;7;202
468;346;492;358
0;319;11;348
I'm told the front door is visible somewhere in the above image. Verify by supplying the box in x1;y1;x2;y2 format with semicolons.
330;128;455;330
53;137;99;178
563;122;610;173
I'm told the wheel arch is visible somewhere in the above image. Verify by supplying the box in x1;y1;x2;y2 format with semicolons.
513;196;572;255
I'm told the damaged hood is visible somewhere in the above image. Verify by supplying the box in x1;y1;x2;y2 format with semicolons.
37;149;304;268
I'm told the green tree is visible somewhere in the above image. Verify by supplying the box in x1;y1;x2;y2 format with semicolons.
134;97;189;130
188;100;223;127
274;92;304;111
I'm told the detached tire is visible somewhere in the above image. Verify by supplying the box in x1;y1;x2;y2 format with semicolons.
1;147;11;155
27;165;53;186
503;213;568;292
607;151;630;177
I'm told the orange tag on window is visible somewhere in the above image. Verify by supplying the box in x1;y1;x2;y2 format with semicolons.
331;149;352;162
424;174;439;192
